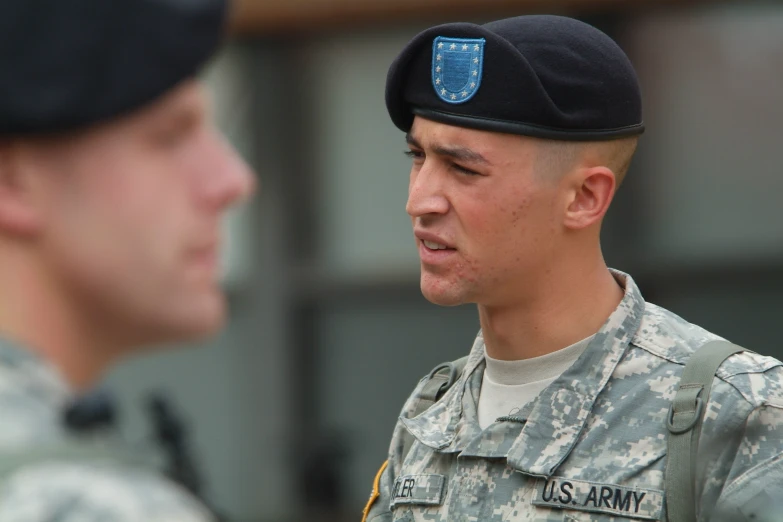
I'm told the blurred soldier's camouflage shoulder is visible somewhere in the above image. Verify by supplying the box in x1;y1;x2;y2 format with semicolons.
0;339;216;521
364;271;783;521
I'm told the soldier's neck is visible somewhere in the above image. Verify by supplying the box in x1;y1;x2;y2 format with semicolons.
0;254;116;392
478;256;622;361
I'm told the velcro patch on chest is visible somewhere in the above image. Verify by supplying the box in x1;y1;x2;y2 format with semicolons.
389;474;446;508
532;477;663;520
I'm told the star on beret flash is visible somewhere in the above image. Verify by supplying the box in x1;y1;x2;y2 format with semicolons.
436;65;441;72
436;54;442;61
437;42;444;49
435;78;441;85
462;44;468;50
462;91;468;97
474;44;480;51
449;43;456;50
441;88;447;95
450;93;457;100
473;57;479;64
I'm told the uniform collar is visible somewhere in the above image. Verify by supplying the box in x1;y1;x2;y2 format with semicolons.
400;270;646;477
400;332;487;450
0;336;74;410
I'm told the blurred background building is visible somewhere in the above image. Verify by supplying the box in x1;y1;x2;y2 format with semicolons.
104;0;783;520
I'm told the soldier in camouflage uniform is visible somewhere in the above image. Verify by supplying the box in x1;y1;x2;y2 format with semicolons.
0;0;254;519
364;15;783;522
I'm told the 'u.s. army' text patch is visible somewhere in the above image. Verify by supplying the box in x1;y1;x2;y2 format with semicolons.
532;477;663;520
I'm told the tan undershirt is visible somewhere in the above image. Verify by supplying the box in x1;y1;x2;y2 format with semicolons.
477;335;593;429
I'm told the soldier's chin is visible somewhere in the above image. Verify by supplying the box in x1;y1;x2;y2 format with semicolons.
183;295;227;338
155;293;227;345
420;278;465;307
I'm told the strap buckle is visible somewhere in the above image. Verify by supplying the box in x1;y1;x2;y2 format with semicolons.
666;396;704;434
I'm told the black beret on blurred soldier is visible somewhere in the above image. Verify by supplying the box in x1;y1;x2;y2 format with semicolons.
0;0;254;520
0;0;225;135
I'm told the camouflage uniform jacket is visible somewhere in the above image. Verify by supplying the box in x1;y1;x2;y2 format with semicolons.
365;270;783;521
0;339;216;522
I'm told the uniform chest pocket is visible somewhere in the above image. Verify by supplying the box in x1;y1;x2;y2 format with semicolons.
389;474;446;509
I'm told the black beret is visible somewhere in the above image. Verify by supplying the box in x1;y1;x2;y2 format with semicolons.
386;15;644;141
0;0;228;136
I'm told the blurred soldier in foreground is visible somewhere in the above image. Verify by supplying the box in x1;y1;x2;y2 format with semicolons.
364;14;783;522
0;0;254;519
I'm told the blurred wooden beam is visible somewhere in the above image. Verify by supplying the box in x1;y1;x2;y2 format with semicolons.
228;0;714;35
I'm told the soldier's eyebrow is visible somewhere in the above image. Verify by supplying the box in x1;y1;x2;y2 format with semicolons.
405;132;491;166
405;132;422;149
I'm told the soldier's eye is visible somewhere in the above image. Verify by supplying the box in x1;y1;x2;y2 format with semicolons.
452;163;480;176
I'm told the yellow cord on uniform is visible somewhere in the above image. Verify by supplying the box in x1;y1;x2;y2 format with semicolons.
362;460;388;522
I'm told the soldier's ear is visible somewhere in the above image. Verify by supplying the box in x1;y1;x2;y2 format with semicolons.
562;166;616;230
0;141;48;236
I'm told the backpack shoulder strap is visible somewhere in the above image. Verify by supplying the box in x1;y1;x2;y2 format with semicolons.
666;340;746;522
400;356;469;462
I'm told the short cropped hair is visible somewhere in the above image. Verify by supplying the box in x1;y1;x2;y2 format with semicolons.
535;137;639;187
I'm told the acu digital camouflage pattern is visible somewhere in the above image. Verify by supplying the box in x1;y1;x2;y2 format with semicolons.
0;340;216;522
365;270;783;521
